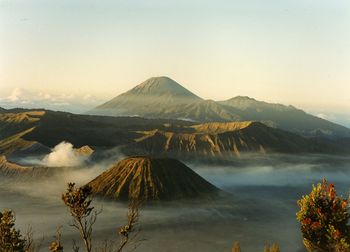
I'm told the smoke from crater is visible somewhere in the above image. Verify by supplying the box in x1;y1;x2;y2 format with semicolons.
42;141;87;167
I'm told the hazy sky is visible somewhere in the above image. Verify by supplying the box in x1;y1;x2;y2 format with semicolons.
1;0;350;117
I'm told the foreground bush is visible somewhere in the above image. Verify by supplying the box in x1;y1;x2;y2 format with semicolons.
62;183;96;252
0;210;26;252
1;182;141;252
297;179;350;252
60;182;141;252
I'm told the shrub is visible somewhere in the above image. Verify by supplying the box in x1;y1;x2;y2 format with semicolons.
297;179;350;252
62;182;142;252
0;210;26;252
62;182;98;252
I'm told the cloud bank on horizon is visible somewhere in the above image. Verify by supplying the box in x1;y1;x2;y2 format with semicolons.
0;87;104;114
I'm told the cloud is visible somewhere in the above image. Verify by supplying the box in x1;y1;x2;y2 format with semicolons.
42;141;88;167
0;87;105;113
7;87;24;101
6;87;35;103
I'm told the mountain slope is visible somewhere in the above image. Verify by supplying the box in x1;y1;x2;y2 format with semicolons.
87;157;219;201
220;96;350;137
122;121;342;158
0;155;51;178
0;108;194;156
91;77;350;138
0;110;45;140
158;100;241;122
0;110;51;156
0;155;31;176
1;109;349;159
91;76;202;116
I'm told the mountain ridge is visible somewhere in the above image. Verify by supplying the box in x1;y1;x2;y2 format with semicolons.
90;76;350;138
1;109;349;161
122;121;338;158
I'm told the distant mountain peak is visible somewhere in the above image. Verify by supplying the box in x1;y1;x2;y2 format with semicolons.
229;96;257;101
128;76;201;99
90;78;350;138
92;76;202;115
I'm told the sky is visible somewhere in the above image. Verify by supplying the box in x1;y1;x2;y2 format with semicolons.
0;0;350;125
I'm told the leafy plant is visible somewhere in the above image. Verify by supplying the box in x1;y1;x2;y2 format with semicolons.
0;210;26;252
297;179;350;252
62;183;98;252
62;182;142;252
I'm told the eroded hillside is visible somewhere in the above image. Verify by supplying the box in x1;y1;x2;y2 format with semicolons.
87;157;219;201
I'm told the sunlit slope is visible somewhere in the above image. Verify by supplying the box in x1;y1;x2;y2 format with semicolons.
87;157;219;201
0;155;31;176
0;127;50;156
0;111;50;155
0;108;192;155
0;111;45;139
0;155;51;177
123;122;339;157
191;121;253;134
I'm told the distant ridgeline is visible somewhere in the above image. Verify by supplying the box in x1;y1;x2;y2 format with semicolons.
90;76;350;138
0;106;350;160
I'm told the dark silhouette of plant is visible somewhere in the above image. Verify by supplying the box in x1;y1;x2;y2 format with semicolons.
62;182;98;252
0;209;26;252
297;179;350;252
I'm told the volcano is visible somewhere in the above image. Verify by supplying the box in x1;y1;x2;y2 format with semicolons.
90;76;350;138
91;76;201;117
87;156;219;201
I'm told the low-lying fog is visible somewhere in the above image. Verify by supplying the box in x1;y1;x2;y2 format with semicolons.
1;153;350;252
